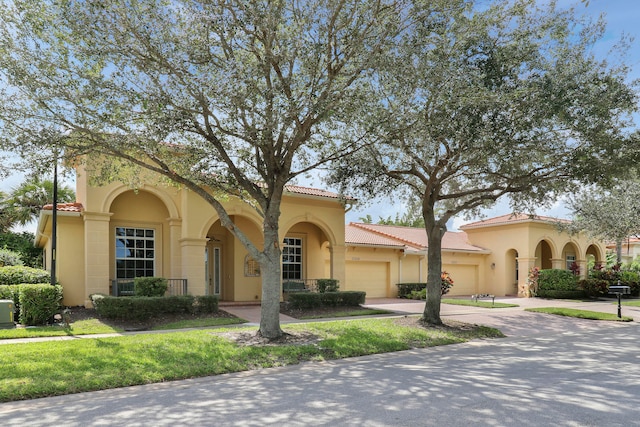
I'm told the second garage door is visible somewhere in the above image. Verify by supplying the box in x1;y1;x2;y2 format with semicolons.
345;261;390;298
443;264;478;296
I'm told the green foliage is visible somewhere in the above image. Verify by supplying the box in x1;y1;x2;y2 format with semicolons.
536;289;586;299
578;279;610;298
90;294;219;321
193;295;219;314
134;277;168;297
17;284;63;326
287;292;366;310
0;248;23;267
526;307;632;322
397;273;454;299
0;266;50;285
537;269;579;291
317;279;339;293
0;178;75;230
586;268;640;297
0;231;42;267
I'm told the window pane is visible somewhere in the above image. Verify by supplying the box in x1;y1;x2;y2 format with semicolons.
116;227;155;279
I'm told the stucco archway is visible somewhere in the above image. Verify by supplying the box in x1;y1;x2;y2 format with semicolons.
534;240;554;270
505;249;519;295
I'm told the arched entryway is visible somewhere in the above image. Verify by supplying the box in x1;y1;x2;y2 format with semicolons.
205;215;263;302
109;189;171;294
281;221;332;290
561;242;580;275
505;249;519;295
534;240;553;270
586;244;603;270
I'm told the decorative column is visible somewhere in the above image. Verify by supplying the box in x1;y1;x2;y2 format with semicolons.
83;212;112;307
329;244;346;290
180;237;208;296
168;218;183;279
551;258;565;270
516;257;536;297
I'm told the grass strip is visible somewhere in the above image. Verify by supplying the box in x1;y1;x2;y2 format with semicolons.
441;299;519;308
525;307;633;322
0;319;123;339
151;317;246;330
621;299;640;307
0;318;503;402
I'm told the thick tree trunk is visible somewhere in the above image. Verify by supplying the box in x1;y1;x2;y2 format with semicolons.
422;203;445;325
259;205;284;339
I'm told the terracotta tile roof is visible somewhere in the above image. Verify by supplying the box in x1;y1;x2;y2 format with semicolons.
42;202;84;213
460;213;570;229
345;224;407;248
284;184;353;200
346;222;488;253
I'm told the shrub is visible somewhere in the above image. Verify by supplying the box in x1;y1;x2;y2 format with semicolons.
536;289;585;299
396;283;425;298
0;248;23;267
537;269;579;292
0;266;51;285
194;295;219;313
134;277;168;297
578;279;609;298
397;273;454;299
317;279;339;293
287;291;365;309
18;284;63;325
90;294;217;321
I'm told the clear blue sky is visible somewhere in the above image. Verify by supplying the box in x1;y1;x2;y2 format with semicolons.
1;0;639;231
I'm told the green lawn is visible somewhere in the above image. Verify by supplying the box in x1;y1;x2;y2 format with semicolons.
621;299;640;307
0;318;503;402
525;307;633;322
0;317;247;339
441;298;519;308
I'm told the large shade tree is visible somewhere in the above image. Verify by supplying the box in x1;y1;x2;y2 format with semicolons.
565;179;640;264
0;0;408;338
330;0;638;324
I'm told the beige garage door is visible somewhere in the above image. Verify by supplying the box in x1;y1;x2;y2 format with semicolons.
345;261;389;298
443;264;477;296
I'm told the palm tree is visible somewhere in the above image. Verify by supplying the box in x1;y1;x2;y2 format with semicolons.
0;178;75;229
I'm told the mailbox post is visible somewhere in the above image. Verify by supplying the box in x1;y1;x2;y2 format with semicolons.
608;282;631;319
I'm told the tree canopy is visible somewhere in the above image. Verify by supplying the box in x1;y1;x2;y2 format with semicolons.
565;180;640;264
330;0;638;323
0;0;407;338
0;178;75;232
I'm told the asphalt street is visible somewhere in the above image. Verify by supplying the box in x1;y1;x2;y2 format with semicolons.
1;306;639;427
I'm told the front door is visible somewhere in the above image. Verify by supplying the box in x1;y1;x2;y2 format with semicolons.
205;243;222;297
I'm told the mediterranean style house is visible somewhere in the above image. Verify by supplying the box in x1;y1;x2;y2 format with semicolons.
35;164;607;307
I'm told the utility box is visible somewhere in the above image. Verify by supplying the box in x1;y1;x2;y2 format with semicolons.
0;300;16;329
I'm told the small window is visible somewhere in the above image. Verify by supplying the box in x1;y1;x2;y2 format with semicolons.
566;254;576;271
245;255;260;277
282;237;302;280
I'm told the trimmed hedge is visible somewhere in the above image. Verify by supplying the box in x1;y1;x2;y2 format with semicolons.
579;279;609;298
287;291;365;309
90;294;219;321
317;279;339;293
0;266;51;285
536;289;585;299
0;248;23;267
0;283;63;325
397;283;425;298
134;277;168;297
537;269;579;292
18;284;64;325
